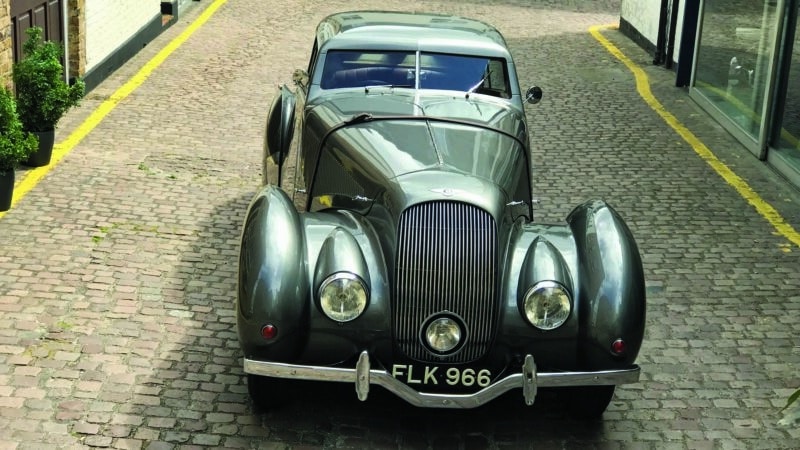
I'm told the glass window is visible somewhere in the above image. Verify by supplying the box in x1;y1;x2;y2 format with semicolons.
693;0;782;142
320;51;416;89
319;50;510;97
773;6;800;172
418;53;510;98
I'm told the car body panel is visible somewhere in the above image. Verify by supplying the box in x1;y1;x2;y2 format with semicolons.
239;10;645;411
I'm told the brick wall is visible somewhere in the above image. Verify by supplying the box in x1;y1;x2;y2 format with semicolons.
68;0;85;79
0;0;11;87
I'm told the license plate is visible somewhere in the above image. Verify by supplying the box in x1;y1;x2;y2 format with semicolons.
391;364;492;387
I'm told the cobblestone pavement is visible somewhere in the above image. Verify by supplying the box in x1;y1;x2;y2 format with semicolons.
1;0;799;448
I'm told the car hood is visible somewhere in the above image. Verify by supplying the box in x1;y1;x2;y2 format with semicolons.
308;89;527;141
314;113;528;199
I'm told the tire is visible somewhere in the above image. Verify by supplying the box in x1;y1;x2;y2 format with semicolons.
247;374;294;411
563;385;615;420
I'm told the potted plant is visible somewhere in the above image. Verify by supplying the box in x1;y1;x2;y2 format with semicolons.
12;26;84;167
0;87;38;211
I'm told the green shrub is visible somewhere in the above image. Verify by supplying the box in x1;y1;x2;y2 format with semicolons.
0;88;38;173
12;26;85;132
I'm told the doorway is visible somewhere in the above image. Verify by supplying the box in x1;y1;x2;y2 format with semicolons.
10;0;64;63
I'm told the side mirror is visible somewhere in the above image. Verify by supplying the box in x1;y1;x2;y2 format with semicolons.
293;69;309;88
525;86;543;104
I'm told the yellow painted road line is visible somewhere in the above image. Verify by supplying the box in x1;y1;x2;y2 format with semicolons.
0;0;228;220
589;24;800;249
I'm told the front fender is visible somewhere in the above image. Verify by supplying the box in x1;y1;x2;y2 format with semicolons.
238;185;308;360
568;200;646;369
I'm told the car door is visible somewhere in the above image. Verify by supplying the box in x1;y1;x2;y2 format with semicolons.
287;39;319;211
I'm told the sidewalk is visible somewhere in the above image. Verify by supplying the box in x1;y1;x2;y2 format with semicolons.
0;0;798;448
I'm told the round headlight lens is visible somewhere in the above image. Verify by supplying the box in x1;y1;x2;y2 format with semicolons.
425;317;462;353
318;273;368;322
523;281;571;330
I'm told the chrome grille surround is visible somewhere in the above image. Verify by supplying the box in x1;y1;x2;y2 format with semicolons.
394;201;498;363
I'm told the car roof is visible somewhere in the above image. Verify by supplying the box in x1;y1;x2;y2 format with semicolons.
316;11;510;57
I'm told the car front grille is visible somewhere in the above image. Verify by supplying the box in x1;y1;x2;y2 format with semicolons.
394;201;498;363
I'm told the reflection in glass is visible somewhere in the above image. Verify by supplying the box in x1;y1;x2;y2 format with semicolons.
694;0;781;140
319;50;510;97
774;7;800;171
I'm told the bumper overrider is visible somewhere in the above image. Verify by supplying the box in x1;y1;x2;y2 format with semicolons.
244;351;640;409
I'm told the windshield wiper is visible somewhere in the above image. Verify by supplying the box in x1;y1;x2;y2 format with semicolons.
364;84;414;92
467;64;494;98
466;78;486;95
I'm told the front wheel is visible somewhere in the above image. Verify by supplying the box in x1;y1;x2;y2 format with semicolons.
562;385;616;419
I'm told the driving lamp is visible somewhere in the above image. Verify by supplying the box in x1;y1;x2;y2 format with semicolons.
523;281;571;330
318;273;368;322
425;317;462;353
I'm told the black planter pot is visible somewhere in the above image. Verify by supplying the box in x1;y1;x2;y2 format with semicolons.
25;129;55;167
0;169;14;212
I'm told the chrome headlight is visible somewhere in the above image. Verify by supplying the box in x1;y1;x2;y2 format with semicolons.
523;281;571;330
424;316;462;353
318;273;368;322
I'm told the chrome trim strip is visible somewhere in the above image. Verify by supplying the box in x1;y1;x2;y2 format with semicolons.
244;352;640;409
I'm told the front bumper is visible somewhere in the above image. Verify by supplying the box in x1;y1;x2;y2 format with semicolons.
244;351;640;409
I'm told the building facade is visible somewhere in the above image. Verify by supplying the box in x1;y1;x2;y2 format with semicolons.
1;0;189;91
621;0;800;188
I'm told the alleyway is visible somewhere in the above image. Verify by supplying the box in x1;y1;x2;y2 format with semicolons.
1;0;799;448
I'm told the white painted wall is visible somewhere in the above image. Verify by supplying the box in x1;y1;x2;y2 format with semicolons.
620;0;662;45
85;0;161;71
621;0;687;65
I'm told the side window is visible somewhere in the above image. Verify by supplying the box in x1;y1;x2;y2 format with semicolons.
484;60;509;96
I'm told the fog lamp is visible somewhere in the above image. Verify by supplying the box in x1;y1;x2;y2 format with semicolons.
425;317;462;353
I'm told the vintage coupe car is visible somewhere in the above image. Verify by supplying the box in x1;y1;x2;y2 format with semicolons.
238;11;645;418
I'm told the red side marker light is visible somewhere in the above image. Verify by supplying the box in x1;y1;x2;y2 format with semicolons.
611;339;626;356
261;324;277;340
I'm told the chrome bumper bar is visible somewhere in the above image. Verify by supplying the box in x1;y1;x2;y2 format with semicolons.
244;352;640;409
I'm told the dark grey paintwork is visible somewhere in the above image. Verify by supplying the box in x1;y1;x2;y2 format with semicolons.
237;10;645;410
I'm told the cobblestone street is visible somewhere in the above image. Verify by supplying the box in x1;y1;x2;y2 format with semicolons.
1;0;799;448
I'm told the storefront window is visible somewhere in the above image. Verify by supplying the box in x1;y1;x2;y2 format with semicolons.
773;8;800;173
693;0;782;144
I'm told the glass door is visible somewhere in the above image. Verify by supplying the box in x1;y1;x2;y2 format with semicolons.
691;0;786;158
769;1;800;184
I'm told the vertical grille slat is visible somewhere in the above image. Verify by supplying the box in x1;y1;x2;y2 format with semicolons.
394;201;498;363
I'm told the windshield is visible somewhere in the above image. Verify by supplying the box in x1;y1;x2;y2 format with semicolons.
320;50;511;98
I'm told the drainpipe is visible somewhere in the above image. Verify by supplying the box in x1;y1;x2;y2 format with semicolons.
653;0;669;65
665;0;680;69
